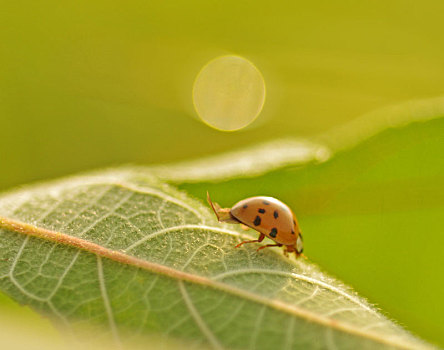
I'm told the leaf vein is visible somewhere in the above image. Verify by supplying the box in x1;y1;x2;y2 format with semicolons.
178;281;223;350
213;268;377;315
125;224;244;252
97;256;121;346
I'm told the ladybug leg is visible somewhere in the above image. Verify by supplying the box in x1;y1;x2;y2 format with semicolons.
256;243;283;252
285;245;296;257
235;233;265;248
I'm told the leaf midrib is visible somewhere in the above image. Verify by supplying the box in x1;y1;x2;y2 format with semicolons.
0;216;420;350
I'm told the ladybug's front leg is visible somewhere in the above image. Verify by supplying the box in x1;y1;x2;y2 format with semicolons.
235;233;265;248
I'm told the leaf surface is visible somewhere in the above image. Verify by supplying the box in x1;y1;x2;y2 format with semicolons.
0;171;432;349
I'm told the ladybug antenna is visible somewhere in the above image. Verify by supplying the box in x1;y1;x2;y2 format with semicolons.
206;191;220;218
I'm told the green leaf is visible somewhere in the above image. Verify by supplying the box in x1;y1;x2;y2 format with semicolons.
150;95;444;184
0;170;432;349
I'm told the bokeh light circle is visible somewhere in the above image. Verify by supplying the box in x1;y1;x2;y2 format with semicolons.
192;55;266;131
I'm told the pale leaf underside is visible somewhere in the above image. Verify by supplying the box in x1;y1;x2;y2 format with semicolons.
0;171;432;349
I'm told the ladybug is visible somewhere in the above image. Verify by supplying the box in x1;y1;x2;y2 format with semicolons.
207;192;304;257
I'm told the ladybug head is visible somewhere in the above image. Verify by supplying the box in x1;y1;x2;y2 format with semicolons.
296;233;303;255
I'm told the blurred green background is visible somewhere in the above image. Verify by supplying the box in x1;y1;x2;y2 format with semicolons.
2;0;444;189
1;0;444;348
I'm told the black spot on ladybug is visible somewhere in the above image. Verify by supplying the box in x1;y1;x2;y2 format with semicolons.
258;208;265;214
270;228;278;238
253;216;261;226
293;220;296;226
263;201;270;205
291;230;295;235
273;210;279;219
243;205;248;209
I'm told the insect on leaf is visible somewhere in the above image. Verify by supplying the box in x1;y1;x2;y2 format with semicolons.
0;169;433;349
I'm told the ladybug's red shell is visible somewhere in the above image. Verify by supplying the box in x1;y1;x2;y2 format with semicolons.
230;196;300;246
